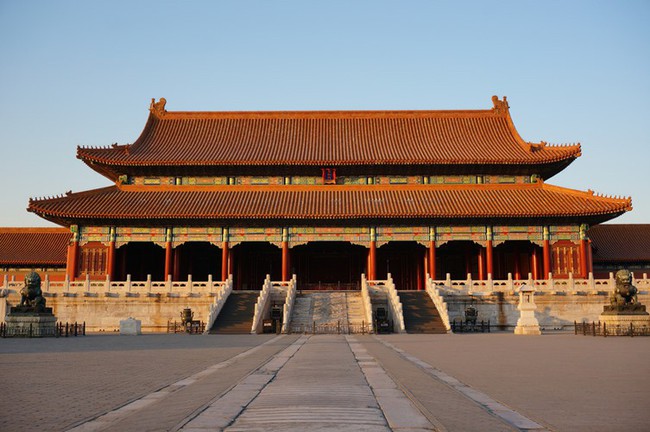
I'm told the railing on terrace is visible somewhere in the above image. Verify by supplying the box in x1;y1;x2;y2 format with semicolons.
366;274;406;333
430;272;650;296
1;273;233;298
360;274;376;333
2;272;649;298
425;275;452;332
280;275;298;334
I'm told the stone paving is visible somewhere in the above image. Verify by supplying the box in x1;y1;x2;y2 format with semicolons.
1;332;649;431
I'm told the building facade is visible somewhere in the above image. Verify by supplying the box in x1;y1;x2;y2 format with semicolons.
27;96;632;290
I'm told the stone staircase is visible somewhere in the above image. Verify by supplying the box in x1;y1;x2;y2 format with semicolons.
345;292;366;326
289;295;313;332
208;291;258;334
398;290;446;334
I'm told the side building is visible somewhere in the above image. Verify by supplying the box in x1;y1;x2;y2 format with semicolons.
25;96;631;292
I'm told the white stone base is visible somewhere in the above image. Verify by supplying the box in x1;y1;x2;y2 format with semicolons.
514;325;542;335
120;318;142;335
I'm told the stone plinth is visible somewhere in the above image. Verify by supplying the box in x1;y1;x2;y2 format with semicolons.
600;312;650;328
120;317;142;335
5;312;57;337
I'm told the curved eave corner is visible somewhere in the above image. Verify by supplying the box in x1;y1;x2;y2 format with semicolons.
495;95;582;168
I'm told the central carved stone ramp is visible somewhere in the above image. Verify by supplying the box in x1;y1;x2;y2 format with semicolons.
289;292;369;333
208;291;258;334
399;290;447;334
312;292;347;325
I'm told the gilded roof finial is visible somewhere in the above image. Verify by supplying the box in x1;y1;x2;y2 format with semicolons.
150;98;167;116
491;95;509;113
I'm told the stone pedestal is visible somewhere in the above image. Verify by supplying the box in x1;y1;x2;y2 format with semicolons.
600;305;650;332
120;317;142;335
5;308;57;337
514;285;541;335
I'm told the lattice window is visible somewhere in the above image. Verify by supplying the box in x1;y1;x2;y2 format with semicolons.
552;240;581;278
77;243;108;276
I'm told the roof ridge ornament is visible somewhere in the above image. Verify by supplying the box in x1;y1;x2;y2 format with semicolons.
491;95;509;114
150;98;167;116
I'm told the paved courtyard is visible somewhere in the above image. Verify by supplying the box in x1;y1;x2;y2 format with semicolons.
0;332;648;431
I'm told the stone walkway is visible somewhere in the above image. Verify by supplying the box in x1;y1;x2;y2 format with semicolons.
1;332;648;431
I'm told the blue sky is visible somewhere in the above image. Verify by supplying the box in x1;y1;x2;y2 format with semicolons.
0;1;648;226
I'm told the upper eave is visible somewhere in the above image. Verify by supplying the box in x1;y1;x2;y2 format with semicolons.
27;181;631;227
76;96;581;180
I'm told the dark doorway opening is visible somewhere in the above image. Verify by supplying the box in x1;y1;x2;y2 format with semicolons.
115;242;165;281
292;241;366;290
232;242;281;290
376;241;426;290
437;241;481;280
175;242;221;281
494;241;542;280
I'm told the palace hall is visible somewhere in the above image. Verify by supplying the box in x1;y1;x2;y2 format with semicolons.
26;96;632;291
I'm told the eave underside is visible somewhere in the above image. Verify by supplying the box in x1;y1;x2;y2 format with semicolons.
82;159;576;181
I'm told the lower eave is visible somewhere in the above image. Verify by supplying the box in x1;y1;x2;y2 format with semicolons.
28;183;631;228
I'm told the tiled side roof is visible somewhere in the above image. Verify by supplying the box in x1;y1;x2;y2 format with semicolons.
28;182;631;225
0;228;70;265
589;224;650;263
77;99;580;171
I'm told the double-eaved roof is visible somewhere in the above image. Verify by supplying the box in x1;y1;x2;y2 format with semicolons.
77;96;581;179
28;97;631;227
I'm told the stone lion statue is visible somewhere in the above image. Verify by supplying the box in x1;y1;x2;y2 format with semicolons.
610;269;638;307
19;271;47;312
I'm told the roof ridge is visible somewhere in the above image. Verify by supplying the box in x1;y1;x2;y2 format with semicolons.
148;96;503;119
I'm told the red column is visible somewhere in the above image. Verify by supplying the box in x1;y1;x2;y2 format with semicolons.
579;239;588;278
369;241;377;280
478;248;485;280
221;241;229;281
164;241;173;279
107;240;116;280
282;241;290;281
416;254;423;291
428;240;436;279
543;239;551;279
531;247;539;280
514;247;521;280
66;240;79;281
588;239;594;275
173;247;181;281
486;239;494;278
